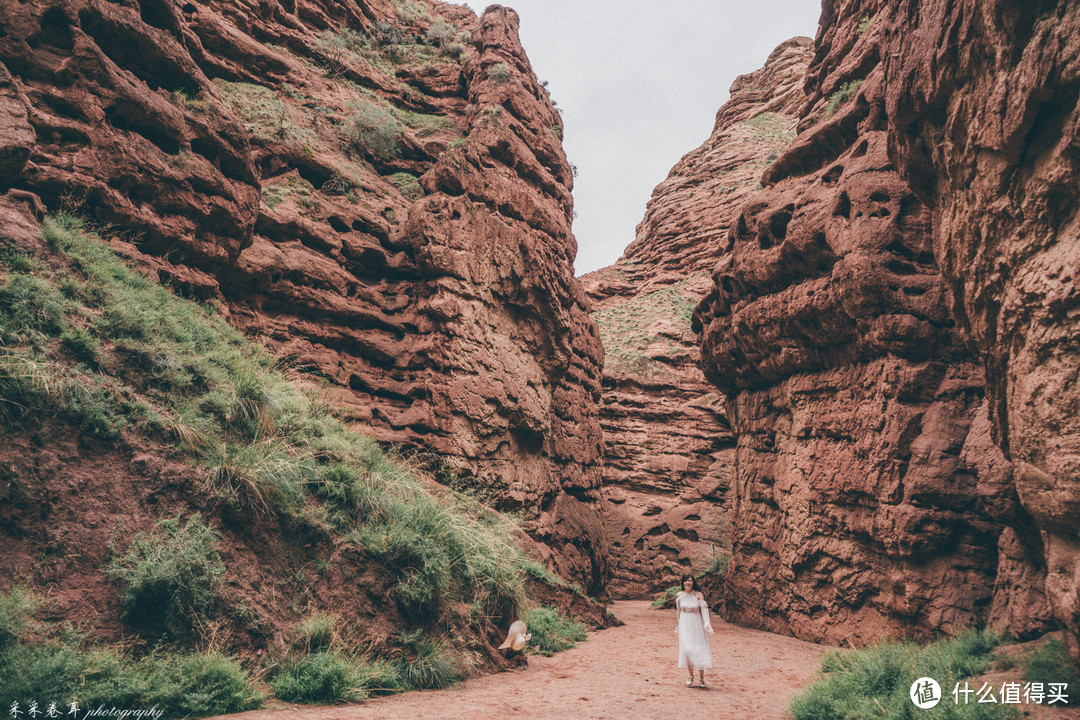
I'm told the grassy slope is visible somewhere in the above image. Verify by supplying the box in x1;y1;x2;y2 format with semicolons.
0;214;589;710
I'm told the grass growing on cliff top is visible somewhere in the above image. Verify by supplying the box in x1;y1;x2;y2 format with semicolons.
789;629;1016;720
591;275;705;376
0;214;577;659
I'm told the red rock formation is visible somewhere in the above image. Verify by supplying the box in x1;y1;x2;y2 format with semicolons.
695;1;1053;643
580;39;812;598
0;0;605;588
876;0;1080;659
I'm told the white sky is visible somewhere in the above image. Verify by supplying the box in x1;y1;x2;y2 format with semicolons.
460;1;823;275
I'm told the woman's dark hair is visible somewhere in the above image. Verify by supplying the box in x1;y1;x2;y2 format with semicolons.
680;574;700;591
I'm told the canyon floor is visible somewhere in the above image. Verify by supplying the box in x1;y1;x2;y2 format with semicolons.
215;601;828;720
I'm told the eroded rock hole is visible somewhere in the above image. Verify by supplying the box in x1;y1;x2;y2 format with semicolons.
139;0;179;34
105;104;181;155
328;216;349;233
768;204;794;241
887;259;918;275
30;8;74;51
833;191;851;218
821;165;843;184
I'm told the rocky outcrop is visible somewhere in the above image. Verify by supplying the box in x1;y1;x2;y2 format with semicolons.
694;0;1053;643
581;39;812;598
0;0;605;588
876;0;1080;659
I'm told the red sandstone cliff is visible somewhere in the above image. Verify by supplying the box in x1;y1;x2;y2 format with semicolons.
580;39;812;598
875;0;1080;660
694;1;1054;643
0;0;605;588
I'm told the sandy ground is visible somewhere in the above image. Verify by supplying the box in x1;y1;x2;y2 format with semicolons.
217;601;828;720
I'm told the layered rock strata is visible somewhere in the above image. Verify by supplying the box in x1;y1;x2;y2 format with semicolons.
695;0;1053;643
877;0;1080;659
581;39;812;598
0;0;605;587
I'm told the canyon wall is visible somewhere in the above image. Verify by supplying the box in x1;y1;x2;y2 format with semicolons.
876;0;1080;659
694;0;1054;643
581;39;812;598
0;0;605;588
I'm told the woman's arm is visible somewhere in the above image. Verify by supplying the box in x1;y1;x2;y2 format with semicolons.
698;594;713;633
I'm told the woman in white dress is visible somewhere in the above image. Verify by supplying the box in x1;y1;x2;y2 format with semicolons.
675;574;714;687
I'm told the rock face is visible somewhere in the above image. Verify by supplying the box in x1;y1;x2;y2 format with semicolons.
876;0;1080;658
0;0;605;588
695;0;1054;643
580;39;812;598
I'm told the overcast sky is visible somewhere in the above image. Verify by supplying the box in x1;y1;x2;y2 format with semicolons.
461;1;823;275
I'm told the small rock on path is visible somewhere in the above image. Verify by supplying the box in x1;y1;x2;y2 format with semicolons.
219;600;828;720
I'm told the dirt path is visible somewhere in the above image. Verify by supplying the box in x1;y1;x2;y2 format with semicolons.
221;601;828;720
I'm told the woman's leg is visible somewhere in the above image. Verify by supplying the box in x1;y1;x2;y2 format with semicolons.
686;662;695;686
698;669;706;687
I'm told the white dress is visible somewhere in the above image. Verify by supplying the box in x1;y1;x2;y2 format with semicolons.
676;593;713;669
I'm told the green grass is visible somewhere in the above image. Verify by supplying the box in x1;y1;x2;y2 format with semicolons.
215;80;316;145
270;650;370;703
393;635;461;689
487;63;512;85
346;101;403;159
1021;636;1080;699
523;607;587;656
650;585;680;608
389;172;424;199
743;111;797;144
592;275;705;375
701;551;730;577
106;514;225;640
0;588;261;715
826;79;864;118
295;613;337;652
789;629;1016;720
0;213;584;704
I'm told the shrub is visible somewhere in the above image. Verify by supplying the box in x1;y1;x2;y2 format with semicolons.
650;585;679;608
1022;636;1080;698
424;20;454;46
523;606;587;656
826;79;864;118
0;588;260;715
0;586;36;650
487;62;512;84
270;650;367;703
701;551;730;577
442;42;466;59
389;172;424;200
346;102;403;159
295;613;337;652
206;440;310;517
395;637;460;690
107;514;224;639
789;629;1010;720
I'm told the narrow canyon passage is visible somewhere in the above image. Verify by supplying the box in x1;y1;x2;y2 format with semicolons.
216;601;826;720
